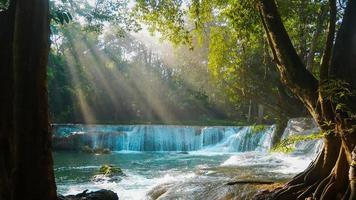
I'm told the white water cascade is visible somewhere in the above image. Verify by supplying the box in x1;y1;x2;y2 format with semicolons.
53;125;275;152
54;119;324;200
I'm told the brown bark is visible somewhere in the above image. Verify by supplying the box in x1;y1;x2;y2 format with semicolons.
271;117;287;147
306;4;327;71
319;0;336;81
349;148;356;200
329;0;356;89
258;0;320;122
0;0;57;199
254;0;356;199
0;1;15;200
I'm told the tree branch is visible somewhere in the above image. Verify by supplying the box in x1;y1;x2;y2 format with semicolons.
329;0;356;89
306;3;328;71
257;0;319;118
320;0;336;81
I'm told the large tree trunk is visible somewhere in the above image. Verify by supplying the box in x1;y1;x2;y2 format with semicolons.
254;0;356;199
0;2;15;200
0;0;57;199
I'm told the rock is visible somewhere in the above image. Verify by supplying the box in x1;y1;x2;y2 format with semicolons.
81;146;111;154
91;164;126;182
226;180;275;185
53;133;85;151
99;165;125;176
52;131;125;151
81;145;94;153
91;174;123;182
95;148;111;154
58;189;118;200
147;183;174;199
177;151;189;154
281;118;319;139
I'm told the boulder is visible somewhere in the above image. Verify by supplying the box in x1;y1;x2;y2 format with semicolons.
81;146;111;154
58;189;118;200
91;164;126;182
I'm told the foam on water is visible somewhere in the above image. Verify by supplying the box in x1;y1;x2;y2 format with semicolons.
54;120;322;199
58;168;197;200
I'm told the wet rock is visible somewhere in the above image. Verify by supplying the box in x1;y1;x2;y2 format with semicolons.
225;180;275;185
58;189;118;200
99;164;125;176
281;118;319;139
53;133;84;151
91;164;125;182
91;174;123;182
52;131;125;151
81;145;111;154
177;151;189;155
147;183;174;199
81;145;94;153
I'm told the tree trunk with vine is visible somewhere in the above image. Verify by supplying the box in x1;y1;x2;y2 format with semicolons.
254;0;356;199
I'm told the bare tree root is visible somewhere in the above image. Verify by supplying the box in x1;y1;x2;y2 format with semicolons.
253;137;347;200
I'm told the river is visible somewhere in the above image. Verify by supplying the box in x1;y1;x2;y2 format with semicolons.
53;119;321;199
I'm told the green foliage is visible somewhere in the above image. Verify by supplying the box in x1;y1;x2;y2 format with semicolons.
49;0;73;26
132;0;321;124
272;132;323;153
48;0;337;126
50;10;72;25
320;79;355;103
48;22;238;123
251;125;267;134
318;79;356;133
0;0;8;11
50;0;140;36
133;0;192;47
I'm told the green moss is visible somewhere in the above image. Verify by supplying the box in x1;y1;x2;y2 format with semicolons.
99;164;124;176
271;132;323;153
250;124;267;134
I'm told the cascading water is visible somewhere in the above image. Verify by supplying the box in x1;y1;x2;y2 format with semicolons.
53;118;322;200
53;124;275;152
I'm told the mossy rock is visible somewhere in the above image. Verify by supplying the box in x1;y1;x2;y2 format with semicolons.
92;165;125;182
81;145;94;153
251;125;267;134
81;146;111;154
94;148;111;154
99;164;125;176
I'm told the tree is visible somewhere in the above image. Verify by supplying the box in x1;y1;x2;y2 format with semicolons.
255;0;356;199
0;0;57;200
133;0;356;199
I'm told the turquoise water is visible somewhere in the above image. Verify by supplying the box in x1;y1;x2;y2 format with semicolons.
53;124;321;199
54;151;318;199
54;151;232;198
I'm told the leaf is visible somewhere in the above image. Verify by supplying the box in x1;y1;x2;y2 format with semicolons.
63;13;70;23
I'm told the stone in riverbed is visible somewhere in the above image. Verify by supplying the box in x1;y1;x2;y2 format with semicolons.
81;145;111;154
91;164;126;182
58;189;118;200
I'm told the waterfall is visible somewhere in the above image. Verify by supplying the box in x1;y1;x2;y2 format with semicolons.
53;124;275;152
280;118;323;156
